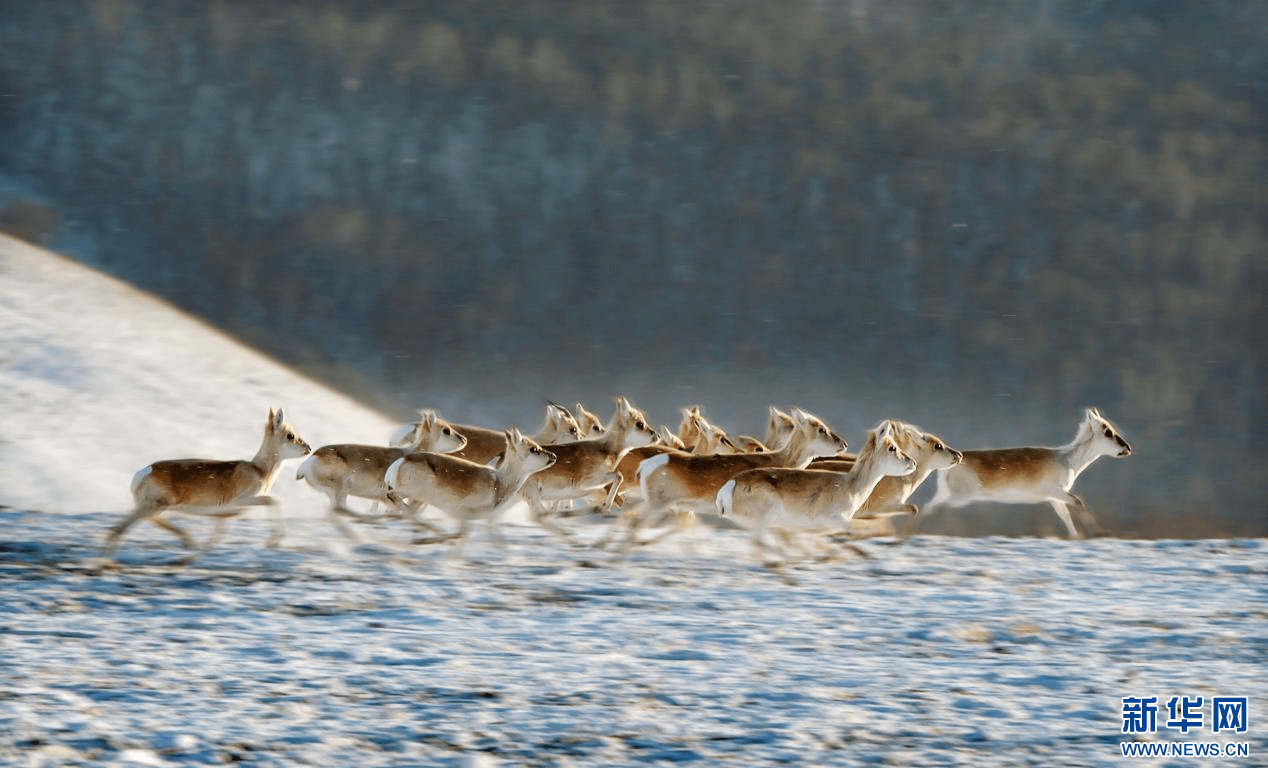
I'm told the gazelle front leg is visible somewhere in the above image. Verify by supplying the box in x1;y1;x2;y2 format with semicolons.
103;506;162;559
524;485;577;543
1049;491;1086;539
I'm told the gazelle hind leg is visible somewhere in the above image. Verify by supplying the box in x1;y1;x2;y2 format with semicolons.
630;508;694;550
322;487;364;542
150;513;198;550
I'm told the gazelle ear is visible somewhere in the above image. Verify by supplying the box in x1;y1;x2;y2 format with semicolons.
1085;407;1100;422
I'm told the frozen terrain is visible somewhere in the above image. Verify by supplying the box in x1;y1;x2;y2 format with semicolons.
2;234;1265;766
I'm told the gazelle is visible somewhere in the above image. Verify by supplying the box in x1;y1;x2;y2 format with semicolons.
518;395;658;538
717;423;916;562
851;420;963;521
603;410;738;522
606;408;848;551
384;428;556;557
918;407;1132;539
732;435;770;453
574;402;607;438
296;409;467;539
657;425;688;451
392;403;582;466
103;408;311;561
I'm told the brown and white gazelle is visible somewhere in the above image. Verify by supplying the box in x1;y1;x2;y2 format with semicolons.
717;422;917;562
605;409;738;518
384;428;556;557
850;421;963;521
103;408;312;561
518;395;658;538
607;408;848;551
296;409;467;538
918;407;1132;538
574;402;607;438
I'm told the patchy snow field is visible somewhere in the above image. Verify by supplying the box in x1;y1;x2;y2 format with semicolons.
2;234;1265;766
1;516;1265;766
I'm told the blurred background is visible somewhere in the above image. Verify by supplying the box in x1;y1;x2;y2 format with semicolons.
1;1;1264;536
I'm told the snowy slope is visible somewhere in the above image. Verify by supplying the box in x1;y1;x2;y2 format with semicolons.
0;232;397;519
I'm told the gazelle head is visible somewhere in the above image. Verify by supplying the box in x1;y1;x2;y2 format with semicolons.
883;419;963;470
732;435;769;453
544;403;585;443
765;406;798;449
916;429;963;470
267;407;311;459
678;407;738;453
789;407;849;456
877;432;917;478
501;427;557;474
610;396;658;448
657;425;688;450
575;402;606;438
677;405;705;445
1084;407;1132;458
861;423;917;478
696;418;740;454
399;409;468;453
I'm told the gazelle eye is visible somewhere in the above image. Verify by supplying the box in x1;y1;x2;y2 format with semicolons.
636;421;646;430
443;427;452;435
888;445;896;452
1103;428;1113;438
286;433;295;440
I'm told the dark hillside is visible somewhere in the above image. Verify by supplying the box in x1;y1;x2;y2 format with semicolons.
1;1;1264;534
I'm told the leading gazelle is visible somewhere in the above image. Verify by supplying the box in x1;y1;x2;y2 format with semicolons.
103;408;311;561
917;407;1132;538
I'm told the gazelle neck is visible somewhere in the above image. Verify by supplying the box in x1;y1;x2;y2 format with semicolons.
846;439;891;500
250;432;285;493
1058;424;1106;477
769;428;815;468
492;452;532;507
600;417;638;454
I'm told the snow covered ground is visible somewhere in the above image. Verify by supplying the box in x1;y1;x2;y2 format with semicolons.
2;234;1265;766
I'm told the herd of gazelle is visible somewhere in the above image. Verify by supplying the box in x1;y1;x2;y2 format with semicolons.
103;399;1132;564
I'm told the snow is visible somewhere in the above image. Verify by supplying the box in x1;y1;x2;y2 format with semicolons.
2;234;1266;765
